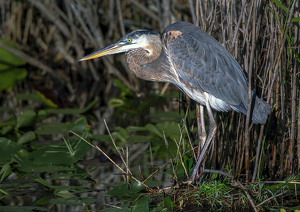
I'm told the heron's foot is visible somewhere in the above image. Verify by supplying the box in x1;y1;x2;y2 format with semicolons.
182;172;203;185
182;179;193;185
155;174;203;193
156;184;180;192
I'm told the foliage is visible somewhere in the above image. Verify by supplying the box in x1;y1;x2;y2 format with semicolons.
99;175;294;211
0;96;97;210
0;0;299;210
0;39;27;92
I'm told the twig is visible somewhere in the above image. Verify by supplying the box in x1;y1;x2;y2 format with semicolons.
163;132;177;179
70;3;98;48
116;0;125;36
173;137;189;179
142;169;158;185
29;0;70;37
256;190;287;207
254;180;300;184
188;0;196;25
245;0;257;183
103;119;132;175
267;0;296;103
251;125;265;182
231;1;246;49
129;0;159;22
70;130;153;191
126;146;129;183
184;123;197;161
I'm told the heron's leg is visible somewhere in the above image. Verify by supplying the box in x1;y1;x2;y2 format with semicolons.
196;104;207;175
188;99;216;183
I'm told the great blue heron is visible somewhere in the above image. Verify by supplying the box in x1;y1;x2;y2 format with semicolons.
80;22;270;183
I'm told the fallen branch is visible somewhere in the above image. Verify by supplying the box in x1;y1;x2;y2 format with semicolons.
256;190;287;207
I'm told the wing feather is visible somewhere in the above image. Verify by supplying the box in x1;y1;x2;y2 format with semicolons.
163;23;248;108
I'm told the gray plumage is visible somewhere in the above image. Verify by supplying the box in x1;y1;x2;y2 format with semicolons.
162;22;270;124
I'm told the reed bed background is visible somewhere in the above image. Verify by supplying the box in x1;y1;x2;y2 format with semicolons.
0;0;299;209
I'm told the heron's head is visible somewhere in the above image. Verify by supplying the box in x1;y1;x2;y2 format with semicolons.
79;30;161;61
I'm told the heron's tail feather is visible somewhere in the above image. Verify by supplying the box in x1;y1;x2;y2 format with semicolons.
250;92;270;124
231;92;271;124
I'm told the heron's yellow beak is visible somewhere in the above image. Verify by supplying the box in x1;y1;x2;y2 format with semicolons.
79;41;127;61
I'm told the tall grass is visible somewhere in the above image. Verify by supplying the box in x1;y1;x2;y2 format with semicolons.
0;0;299;183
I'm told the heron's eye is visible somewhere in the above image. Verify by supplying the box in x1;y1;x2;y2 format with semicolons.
127;39;132;42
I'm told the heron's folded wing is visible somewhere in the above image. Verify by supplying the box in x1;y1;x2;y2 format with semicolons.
165;31;248;107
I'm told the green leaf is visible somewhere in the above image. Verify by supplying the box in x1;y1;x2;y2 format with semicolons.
127;135;151;143
143;180;163;187
150;111;183;123
0;137;21;166
156;121;181;140
211;173;218;179
0;106;13;113
50;197;97;206
106;183;129;197
291;16;300;22
115;127;129;138
126;126;146;132
16;93;57;108
100;207;130;212
163;197;175;208
111;131;127;143
272;0;288;13
39;99;98;115
145;124;163;138
131;180;145;193
0;125;13;135
15;140;89;167
0;188;9;200
132;197;149;212
108;98;125;107
66;135;91;163
34;195;52;205
14;153;75;173
36;91;59;108
35;122;73;135
17;131;36;145
89;134;110;143
0;164;12;183
49;198;83;206
69;117;90;134
0;206;47;212
0;68;27;92
54;190;74;198
16;110;37;129
0;40;27;92
113;78;133;98
33;177;53;188
16;93;44;102
0;39;26;66
35;117;89;135
0;115;15;128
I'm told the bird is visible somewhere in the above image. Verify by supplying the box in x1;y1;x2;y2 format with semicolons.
80;21;271;183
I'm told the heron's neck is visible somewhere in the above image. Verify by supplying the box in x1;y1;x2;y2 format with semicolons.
125;41;168;82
